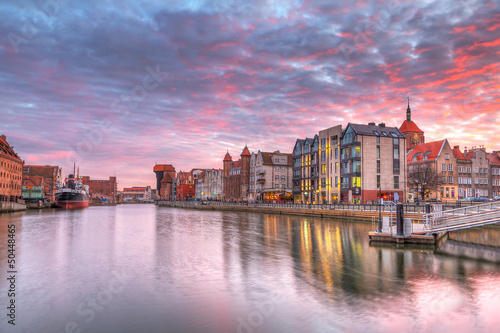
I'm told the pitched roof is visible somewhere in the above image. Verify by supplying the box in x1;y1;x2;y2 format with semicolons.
223;152;232;161
0;136;22;163
487;152;500;166
153;164;175;172
452;146;467;160
260;151;293;165
231;160;242;169
348;123;405;138
160;173;173;183
23;165;58;178
399;120;424;133
240;146;251;156
407;139;446;163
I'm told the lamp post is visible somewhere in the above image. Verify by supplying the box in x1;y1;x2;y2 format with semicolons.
378;186;382;232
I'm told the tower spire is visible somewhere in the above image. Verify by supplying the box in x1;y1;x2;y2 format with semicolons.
406;96;411;122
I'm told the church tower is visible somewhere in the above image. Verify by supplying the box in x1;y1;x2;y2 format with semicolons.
399;97;425;152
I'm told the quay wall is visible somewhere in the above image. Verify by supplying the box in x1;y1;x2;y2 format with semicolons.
0;201;27;213
156;201;425;222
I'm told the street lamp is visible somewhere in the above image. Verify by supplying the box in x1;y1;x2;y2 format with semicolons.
378;186;382;232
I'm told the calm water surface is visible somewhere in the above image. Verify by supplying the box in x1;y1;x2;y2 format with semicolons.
1;204;500;333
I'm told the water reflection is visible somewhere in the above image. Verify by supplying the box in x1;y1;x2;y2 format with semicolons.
0;206;499;332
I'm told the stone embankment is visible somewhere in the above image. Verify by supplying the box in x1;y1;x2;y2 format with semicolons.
156;200;425;222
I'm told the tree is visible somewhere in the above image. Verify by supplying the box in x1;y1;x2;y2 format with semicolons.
408;164;441;200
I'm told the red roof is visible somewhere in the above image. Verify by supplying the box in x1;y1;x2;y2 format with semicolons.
488;152;500;166
407;140;446;163
232;160;242;168
0;136;22;163
161;173;173;183
223;152;232;161
123;187;146;191
240;146;251;156
399;120;423;134
153;164;175;172
452;146;466;160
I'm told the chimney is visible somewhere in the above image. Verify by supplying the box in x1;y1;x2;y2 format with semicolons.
368;122;376;126
453;145;459;150
378;123;386;127
464;146;468;155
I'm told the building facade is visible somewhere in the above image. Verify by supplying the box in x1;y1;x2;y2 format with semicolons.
318;125;343;204
81;176;118;202
200;169;223;200
340;123;406;204
22;165;62;202
292;135;319;204
249;150;293;202
223;147;251;202
407;139;457;201
464;147;490;198
122;186;152;200
488;151;500;197
153;164;176;200
453;145;473;199
399;99;425;153
0;135;23;200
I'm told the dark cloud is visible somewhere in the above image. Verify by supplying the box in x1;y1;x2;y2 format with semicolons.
0;0;499;188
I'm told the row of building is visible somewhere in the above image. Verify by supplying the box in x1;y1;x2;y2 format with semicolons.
154;101;500;204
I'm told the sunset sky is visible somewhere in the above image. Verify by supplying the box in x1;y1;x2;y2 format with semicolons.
1;0;499;189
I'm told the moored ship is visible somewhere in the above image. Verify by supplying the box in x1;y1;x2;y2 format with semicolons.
55;173;89;209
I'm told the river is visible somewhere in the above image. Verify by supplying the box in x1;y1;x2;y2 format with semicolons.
1;204;500;333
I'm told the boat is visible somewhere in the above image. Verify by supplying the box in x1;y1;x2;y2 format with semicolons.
54;172;89;209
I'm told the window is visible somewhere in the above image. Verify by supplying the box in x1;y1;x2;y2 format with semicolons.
335;148;338;159
377;160;380;173
445;153;450;160
394;176;399;189
352;146;361;158
377;175;380;188
442;164;446;171
335;162;338;173
275;184;280;189
321;178;326;186
475;167;479;173
484;178;488;185
376;136;380;143
275;166;280;172
321;151;326;161
442;176;447;183
352;161;361;173
475;178;479;184
321;138;326;148
458;166;462;173
281;167;286;172
281;175;286;181
376;146;380;158
480;157;483;164
393;159;400;174
448;164;453;171
393;148;399;159
321;165;326;174
335;176;339;187
448;176;453;183
275;175;279;181
393;137;398;144
352;177;361;187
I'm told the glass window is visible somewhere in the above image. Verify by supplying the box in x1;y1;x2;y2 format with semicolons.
442;176;447;183
335;176;339;187
275;166;280;172
448;164;453;171
321;151;326;161
377;160;380;173
281;167;286;172
352;146;361;158
376;146;380;158
321;178;326;186
445;154;450;160
394;176;399;189
449;176;453;183
393;148;399;159
335;162;338;173
376;136;380;143
377;175;380;188
281;175;286;181
321;165;326;174
335;148;338;159
442;164;446;171
275;175;279;181
352;177;361;187
321;138;326;148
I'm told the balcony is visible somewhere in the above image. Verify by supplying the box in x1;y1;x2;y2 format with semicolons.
258;170;266;174
257;178;265;183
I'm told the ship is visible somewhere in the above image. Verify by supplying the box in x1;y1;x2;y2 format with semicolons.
54;168;89;209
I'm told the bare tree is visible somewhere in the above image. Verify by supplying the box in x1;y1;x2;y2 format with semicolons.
408;164;441;200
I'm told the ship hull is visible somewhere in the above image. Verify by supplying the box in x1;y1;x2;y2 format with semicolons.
55;190;89;209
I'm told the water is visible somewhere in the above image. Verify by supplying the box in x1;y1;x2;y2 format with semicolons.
1;204;500;333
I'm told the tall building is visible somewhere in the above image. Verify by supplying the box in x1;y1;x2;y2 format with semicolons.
399;98;425;153
340;123;406;203
464;146;490;198
223;146;251;202
407;139;457;201
292;135;319;204
249;150;293;202
453;145;473;199
0;135;23;200
22;165;62;202
153;164;176;200
81;176;118;202
318;125;343;204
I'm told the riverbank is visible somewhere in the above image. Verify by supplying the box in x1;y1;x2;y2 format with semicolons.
156;200;425;222
0;201;26;213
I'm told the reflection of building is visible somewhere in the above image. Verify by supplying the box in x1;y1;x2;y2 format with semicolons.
340;123;406;204
122;186;151;200
223;147;251;202
488;151;500;197
319;125;343;204
292;135;319;204
153;164;176;200
22;165;62;202
249;150;292;202
81;176;118;202
399;99;425;153
0;135;24;200
407;139;457;201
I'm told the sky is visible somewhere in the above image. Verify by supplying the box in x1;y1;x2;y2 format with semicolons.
1;0;499;189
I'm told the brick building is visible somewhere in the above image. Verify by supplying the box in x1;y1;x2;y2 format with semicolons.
81;176;118;202
176;170;196;200
0;135;23;200
488;151;500;197
399;99;425;153
464;147;490;198
407;139;457;201
453;145;473;199
153;164;176;200
122;186;152;200
223;146;251;202
22;165;62;202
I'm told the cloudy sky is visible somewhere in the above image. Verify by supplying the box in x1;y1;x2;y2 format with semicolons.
1;0;499;189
